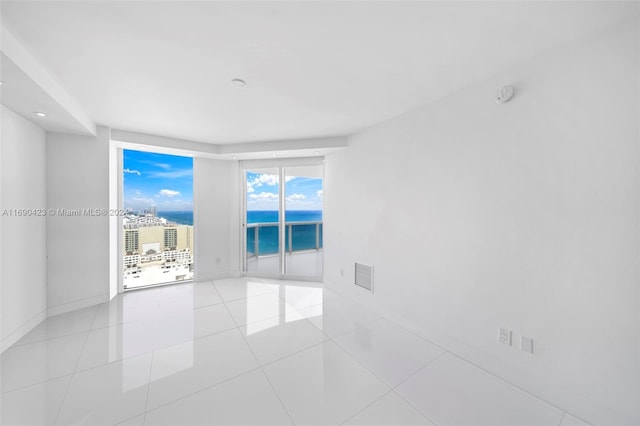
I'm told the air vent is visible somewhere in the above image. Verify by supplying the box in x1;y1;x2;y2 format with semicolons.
354;263;374;292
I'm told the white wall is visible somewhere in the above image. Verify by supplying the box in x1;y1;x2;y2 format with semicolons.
1;105;47;351
324;21;639;425
45;131;240;313
194;157;240;281
637;14;640;421
46;128;110;315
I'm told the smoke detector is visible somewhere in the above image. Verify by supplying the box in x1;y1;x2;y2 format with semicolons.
495;85;515;104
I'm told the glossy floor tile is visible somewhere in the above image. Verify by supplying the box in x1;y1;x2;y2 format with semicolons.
560;413;591;425
76;320;159;372
156;281;223;311
240;313;328;365
1;332;88;392
275;280;340;311
114;415;146;426
334;319;443;387
263;340;390;425
0;375;72;426
342;391;435;426
299;296;383;338
225;291;298;326
212;277;273;301
145;369;293;425
56;353;152;425
396;353;564;426
1;278;579;425
13;305;98;346
92;297;139;330
146;328;259;410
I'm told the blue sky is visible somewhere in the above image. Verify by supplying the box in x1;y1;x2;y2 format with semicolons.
123;150;193;212
247;171;323;211
123;152;322;212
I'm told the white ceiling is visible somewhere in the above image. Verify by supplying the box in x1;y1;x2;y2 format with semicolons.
0;1;636;145
1;52;92;135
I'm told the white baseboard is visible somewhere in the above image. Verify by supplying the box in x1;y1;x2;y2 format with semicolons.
47;293;109;317
1;309;48;353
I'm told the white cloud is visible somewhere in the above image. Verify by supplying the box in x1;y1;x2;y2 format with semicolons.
247;191;279;209
159;199;192;209
147;169;193;179
287;193;306;202
249;192;278;200
246;174;297;194
155;163;171;170
247;174;278;195
124;168;141;176
247;174;284;192
131;196;155;204
257;174;279;186
158;189;180;197
317;190;323;198
124;196;155;211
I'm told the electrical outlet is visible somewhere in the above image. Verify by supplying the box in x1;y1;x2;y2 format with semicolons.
521;336;534;354
499;328;512;346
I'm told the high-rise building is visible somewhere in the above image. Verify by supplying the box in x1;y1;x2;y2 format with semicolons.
164;228;178;251
124;229;139;255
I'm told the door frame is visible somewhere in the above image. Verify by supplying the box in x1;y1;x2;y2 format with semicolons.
110;140;197;293
240;157;324;281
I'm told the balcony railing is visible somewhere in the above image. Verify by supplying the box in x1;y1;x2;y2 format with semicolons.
247;221;323;258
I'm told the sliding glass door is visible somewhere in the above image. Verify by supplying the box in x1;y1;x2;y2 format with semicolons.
243;160;323;280
284;166;323;278
245;167;281;275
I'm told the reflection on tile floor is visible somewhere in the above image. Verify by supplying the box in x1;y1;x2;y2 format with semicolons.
1;278;584;425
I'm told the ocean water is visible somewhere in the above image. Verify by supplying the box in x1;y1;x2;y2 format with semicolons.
246;210;323;255
156;210;322;226
247;210;322;224
157;211;193;226
156;210;323;255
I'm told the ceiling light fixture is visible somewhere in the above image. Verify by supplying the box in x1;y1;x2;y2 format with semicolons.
0;81;4;86
232;156;237;159
33;111;47;117
272;153;277;157
314;151;319;155
231;79;246;87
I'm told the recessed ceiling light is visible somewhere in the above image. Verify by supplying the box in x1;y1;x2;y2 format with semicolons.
314;151;319;155
231;79;246;87
232;156;237;159
272;153;277;157
33;111;47;117
0;81;4;86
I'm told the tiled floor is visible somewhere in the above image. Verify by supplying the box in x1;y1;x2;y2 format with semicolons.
1;278;587;426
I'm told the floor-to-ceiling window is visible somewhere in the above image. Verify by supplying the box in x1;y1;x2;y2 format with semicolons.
283;165;323;277
245;167;282;276
243;159;323;280
122;149;194;289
